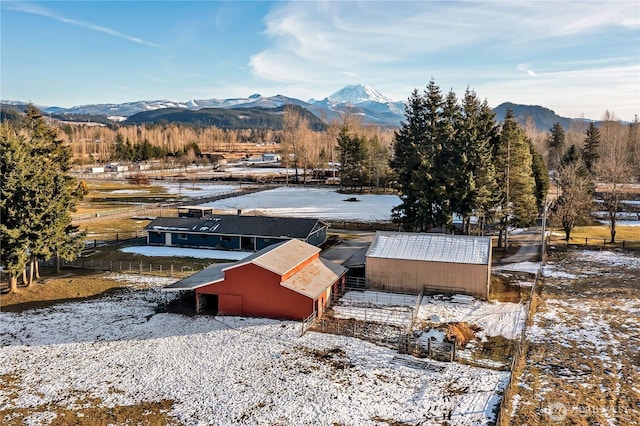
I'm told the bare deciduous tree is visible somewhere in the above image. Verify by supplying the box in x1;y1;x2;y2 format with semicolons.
596;114;634;243
551;160;594;241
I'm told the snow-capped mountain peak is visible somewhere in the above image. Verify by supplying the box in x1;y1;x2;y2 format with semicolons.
327;84;393;105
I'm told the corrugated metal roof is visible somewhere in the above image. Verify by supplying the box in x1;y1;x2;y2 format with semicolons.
281;258;347;299
231;238;320;276
161;263;230;291
366;231;491;265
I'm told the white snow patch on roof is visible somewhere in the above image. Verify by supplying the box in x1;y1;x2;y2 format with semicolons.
120;246;251;260
367;232;491;265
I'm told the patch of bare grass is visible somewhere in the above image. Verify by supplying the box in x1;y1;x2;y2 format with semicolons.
508;247;640;425
0;271;131;311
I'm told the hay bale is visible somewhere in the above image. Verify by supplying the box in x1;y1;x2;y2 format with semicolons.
442;322;480;346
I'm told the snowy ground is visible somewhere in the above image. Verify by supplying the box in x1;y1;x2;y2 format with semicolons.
416;295;527;340
0;274;508;425
510;248;640;425
200;186;400;221
120;245;252;261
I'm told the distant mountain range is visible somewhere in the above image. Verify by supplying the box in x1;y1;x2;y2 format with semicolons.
0;84;599;132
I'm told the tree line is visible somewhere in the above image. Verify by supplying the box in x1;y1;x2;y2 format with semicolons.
1;106;86;293
385;80;547;246
547;113;639;243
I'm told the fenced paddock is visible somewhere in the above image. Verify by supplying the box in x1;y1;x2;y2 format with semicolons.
330;288;421;329
310;317;406;349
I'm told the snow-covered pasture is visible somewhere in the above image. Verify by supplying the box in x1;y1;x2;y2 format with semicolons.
200;186;400;221
0;274;508;425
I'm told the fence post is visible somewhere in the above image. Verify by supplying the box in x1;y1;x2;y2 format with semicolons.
109;260;113;271
139;261;143;274
171;264;174;277
585;238;588;247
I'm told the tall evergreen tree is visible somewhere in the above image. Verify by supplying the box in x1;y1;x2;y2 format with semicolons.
529;138;549;208
0;105;85;292
547;122;566;169
412;80;449;230
582;122;600;174
336;126;367;192
494;110;538;248
390;89;426;230
0;127;31;292
459;90;498;234
440;90;467;228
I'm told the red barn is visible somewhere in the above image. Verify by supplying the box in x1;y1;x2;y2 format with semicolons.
163;239;347;320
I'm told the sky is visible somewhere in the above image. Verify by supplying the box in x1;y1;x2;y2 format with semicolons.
1;0;639;121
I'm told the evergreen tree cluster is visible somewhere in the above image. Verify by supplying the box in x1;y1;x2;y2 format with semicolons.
1;106;86;292
112;134;202;162
390;81;547;239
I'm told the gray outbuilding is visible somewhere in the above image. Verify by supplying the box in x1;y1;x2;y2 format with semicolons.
365;231;492;299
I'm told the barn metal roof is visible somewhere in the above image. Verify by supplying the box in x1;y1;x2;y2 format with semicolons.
161;263;230;291
161;240;342;298
281;258;347;299
366;231;491;265
229;238;320;276
145;215;326;240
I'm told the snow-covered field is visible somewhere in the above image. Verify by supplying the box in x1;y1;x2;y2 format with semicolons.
0;274;508;425
510;248;640;425
200;186;400;221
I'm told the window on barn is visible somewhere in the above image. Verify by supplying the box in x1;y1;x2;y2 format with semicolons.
177;233;187;240
221;236;233;242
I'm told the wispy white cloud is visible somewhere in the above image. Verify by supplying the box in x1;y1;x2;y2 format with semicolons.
5;2;160;48
477;64;640;119
247;1;638;119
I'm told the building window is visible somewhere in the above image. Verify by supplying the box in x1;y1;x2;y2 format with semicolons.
177;233;187;240
221;236;233;242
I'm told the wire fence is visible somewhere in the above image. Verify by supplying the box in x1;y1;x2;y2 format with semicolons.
494;255;544;425
60;258;202;279
548;234;640;250
72;186;269;223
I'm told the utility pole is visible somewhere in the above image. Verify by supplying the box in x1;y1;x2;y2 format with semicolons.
505;135;510;252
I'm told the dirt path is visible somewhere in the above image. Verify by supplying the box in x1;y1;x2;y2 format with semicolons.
499;228;543;264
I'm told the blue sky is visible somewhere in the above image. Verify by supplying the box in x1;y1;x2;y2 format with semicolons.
1;0;639;121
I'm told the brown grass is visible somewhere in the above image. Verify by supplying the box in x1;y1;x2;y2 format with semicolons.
0;396;180;426
507;247;640;425
0;270;132;311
